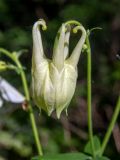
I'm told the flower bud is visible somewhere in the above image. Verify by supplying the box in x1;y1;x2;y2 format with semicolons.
31;19;86;118
0;61;7;71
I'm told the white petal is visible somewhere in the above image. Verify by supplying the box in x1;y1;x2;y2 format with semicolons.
64;25;71;59
32;19;47;67
0;77;25;103
52;24;65;71
67;25;86;67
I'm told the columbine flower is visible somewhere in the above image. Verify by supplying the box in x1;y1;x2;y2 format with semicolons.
31;19;86;118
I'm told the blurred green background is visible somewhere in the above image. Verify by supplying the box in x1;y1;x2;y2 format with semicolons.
0;0;120;159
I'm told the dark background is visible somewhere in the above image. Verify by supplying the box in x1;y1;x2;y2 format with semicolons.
0;0;120;159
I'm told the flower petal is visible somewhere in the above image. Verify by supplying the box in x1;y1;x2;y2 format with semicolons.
32;19;47;66
52;24;65;71
64;25;71;60
67;25;86;67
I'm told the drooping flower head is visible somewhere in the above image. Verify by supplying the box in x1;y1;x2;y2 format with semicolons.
31;19;86;118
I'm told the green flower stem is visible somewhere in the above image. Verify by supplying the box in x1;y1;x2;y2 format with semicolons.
65;20;81;26
60;22;96;158
0;48;43;156
15;58;43;156
86;36;95;158
0;48;14;60
100;95;120;155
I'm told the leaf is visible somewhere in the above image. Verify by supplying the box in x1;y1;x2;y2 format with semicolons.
31;153;91;160
94;156;110;160
84;136;101;156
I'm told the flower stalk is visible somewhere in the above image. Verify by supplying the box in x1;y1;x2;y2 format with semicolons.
0;48;43;156
100;95;120;155
86;35;95;158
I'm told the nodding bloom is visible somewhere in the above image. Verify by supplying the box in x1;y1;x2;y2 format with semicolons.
31;19;86;118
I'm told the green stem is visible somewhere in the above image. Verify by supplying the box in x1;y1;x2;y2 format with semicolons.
100;96;120;155
15;58;43;156
0;48;14;60
65;20;81;26
86;36;95;158
0;48;43;156
63;23;95;158
63;22;95;157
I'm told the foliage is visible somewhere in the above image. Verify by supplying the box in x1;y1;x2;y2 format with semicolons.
84;136;101;156
32;153;90;160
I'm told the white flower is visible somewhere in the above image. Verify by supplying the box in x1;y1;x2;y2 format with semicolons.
31;19;86;118
0;76;25;103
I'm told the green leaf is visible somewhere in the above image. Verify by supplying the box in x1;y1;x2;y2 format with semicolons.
31;153;91;160
84;136;101;156
94;156;110;160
